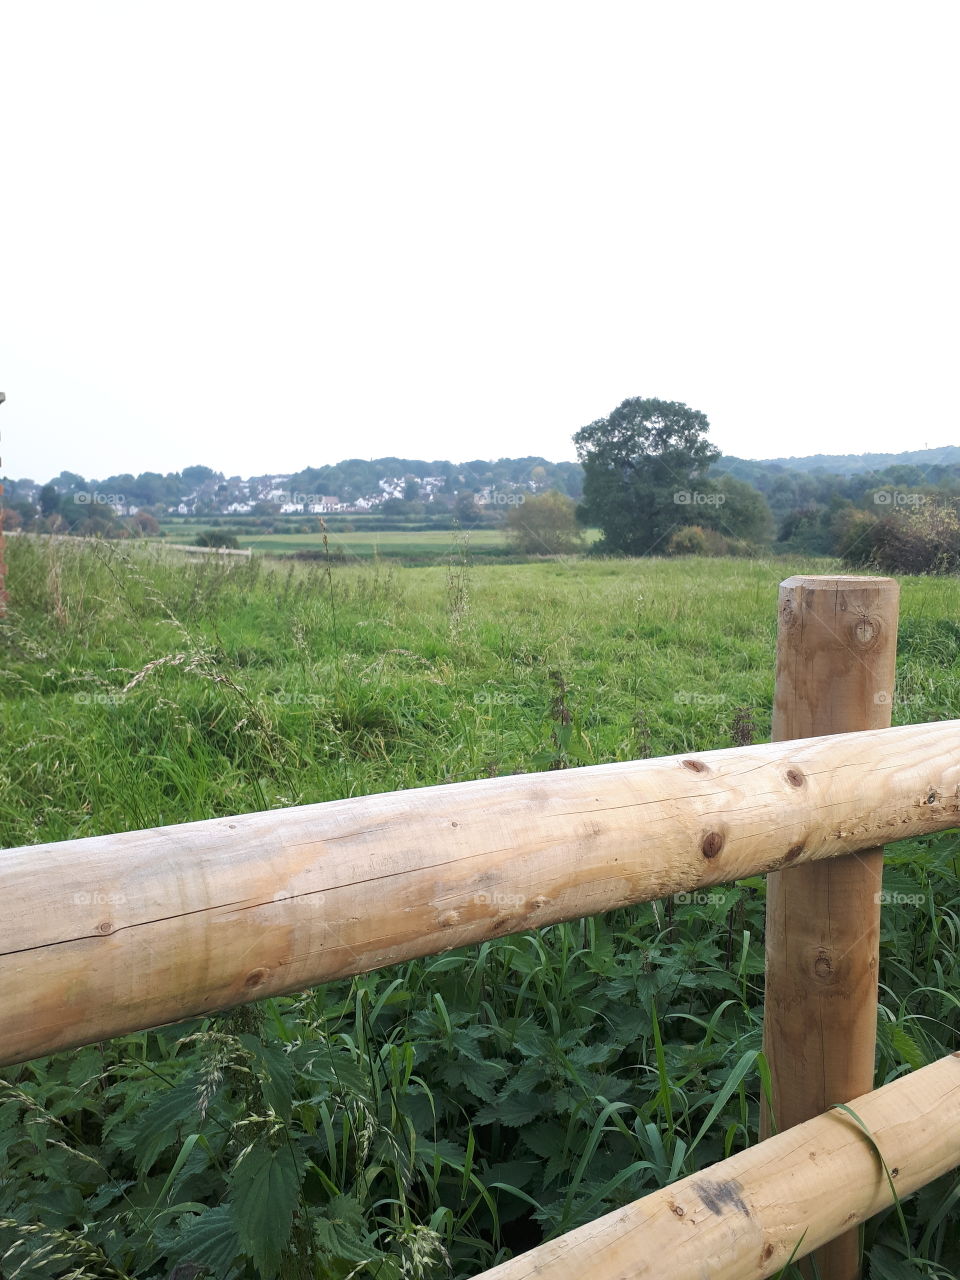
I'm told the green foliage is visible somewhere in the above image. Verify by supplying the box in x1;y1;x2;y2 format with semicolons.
839;500;960;575
709;474;775;542
195;529;241;549
1;541;958;1276
665;524;755;557
504;492;584;556
574;397;726;556
667;524;710;555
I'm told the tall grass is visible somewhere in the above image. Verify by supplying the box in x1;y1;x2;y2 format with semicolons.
1;537;958;1278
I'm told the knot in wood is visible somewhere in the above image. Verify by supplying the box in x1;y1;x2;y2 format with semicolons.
854;618;877;644
701;831;724;859
814;950;835;982
682;758;708;774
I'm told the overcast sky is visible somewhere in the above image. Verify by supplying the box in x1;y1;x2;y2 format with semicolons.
2;2;958;483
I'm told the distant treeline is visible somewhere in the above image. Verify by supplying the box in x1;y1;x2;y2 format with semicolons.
287;457;585;503
5;449;960;572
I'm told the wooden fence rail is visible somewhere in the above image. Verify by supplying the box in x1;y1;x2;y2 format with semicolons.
478;1051;960;1280
1;719;957;1066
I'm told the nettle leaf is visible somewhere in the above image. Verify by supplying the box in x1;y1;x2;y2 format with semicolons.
0;1115;27;1166
87;1178;136;1211
889;1024;927;1071
64;1048;109;1096
518;1120;567;1160
314;1194;382;1265
168;1204;242;1278
305;1048;370;1096
449;1026;495;1063
564;1042;622;1071
600;1002;651;1043
230;1142;300;1278
238;1033;295;1121
604;969;668;1002
473;1091;550;1128
500;1061;548;1095
507;1024;553;1059
123;1079;200;1177
877;1019;928;1072
578;1073;632;1102
677;968;743;996
437;1057;508;1103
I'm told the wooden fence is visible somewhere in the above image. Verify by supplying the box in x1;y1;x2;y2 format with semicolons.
1;575;958;1279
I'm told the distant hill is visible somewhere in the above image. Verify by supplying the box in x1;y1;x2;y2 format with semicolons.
732;444;960;475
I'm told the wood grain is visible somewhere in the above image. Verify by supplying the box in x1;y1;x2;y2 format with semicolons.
2;719;958;1065
763;575;898;1280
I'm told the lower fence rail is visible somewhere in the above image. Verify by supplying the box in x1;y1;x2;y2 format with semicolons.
476;1052;960;1280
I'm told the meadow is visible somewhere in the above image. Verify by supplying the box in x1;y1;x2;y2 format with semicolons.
155;523;601;563
1;536;959;1279
223;527;515;561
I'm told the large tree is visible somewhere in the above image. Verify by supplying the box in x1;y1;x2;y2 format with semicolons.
574;397;720;555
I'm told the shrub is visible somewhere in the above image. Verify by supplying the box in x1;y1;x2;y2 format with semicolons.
667;525;709;555
196;529;240;549
130;511;160;536
666;525;753;557
839;501;960;574
505;491;585;555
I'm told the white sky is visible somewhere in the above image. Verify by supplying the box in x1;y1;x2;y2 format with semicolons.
2;2;958;483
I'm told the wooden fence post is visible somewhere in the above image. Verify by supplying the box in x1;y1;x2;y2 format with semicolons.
763;575;899;1280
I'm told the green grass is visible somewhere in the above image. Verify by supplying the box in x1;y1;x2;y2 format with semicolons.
237;527;516;559
155;523;602;561
1;538;958;1279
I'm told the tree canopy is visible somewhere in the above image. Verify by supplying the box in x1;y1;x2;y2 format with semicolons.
574;397;722;556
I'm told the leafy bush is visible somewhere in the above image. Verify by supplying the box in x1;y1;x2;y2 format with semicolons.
666;524;709;555
504;492;584;556
195;529;241;549
666;525;752;557
839;501;960;574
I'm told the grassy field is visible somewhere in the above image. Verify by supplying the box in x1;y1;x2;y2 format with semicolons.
2;538;959;1278
230;527;517;560
155;525;603;562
